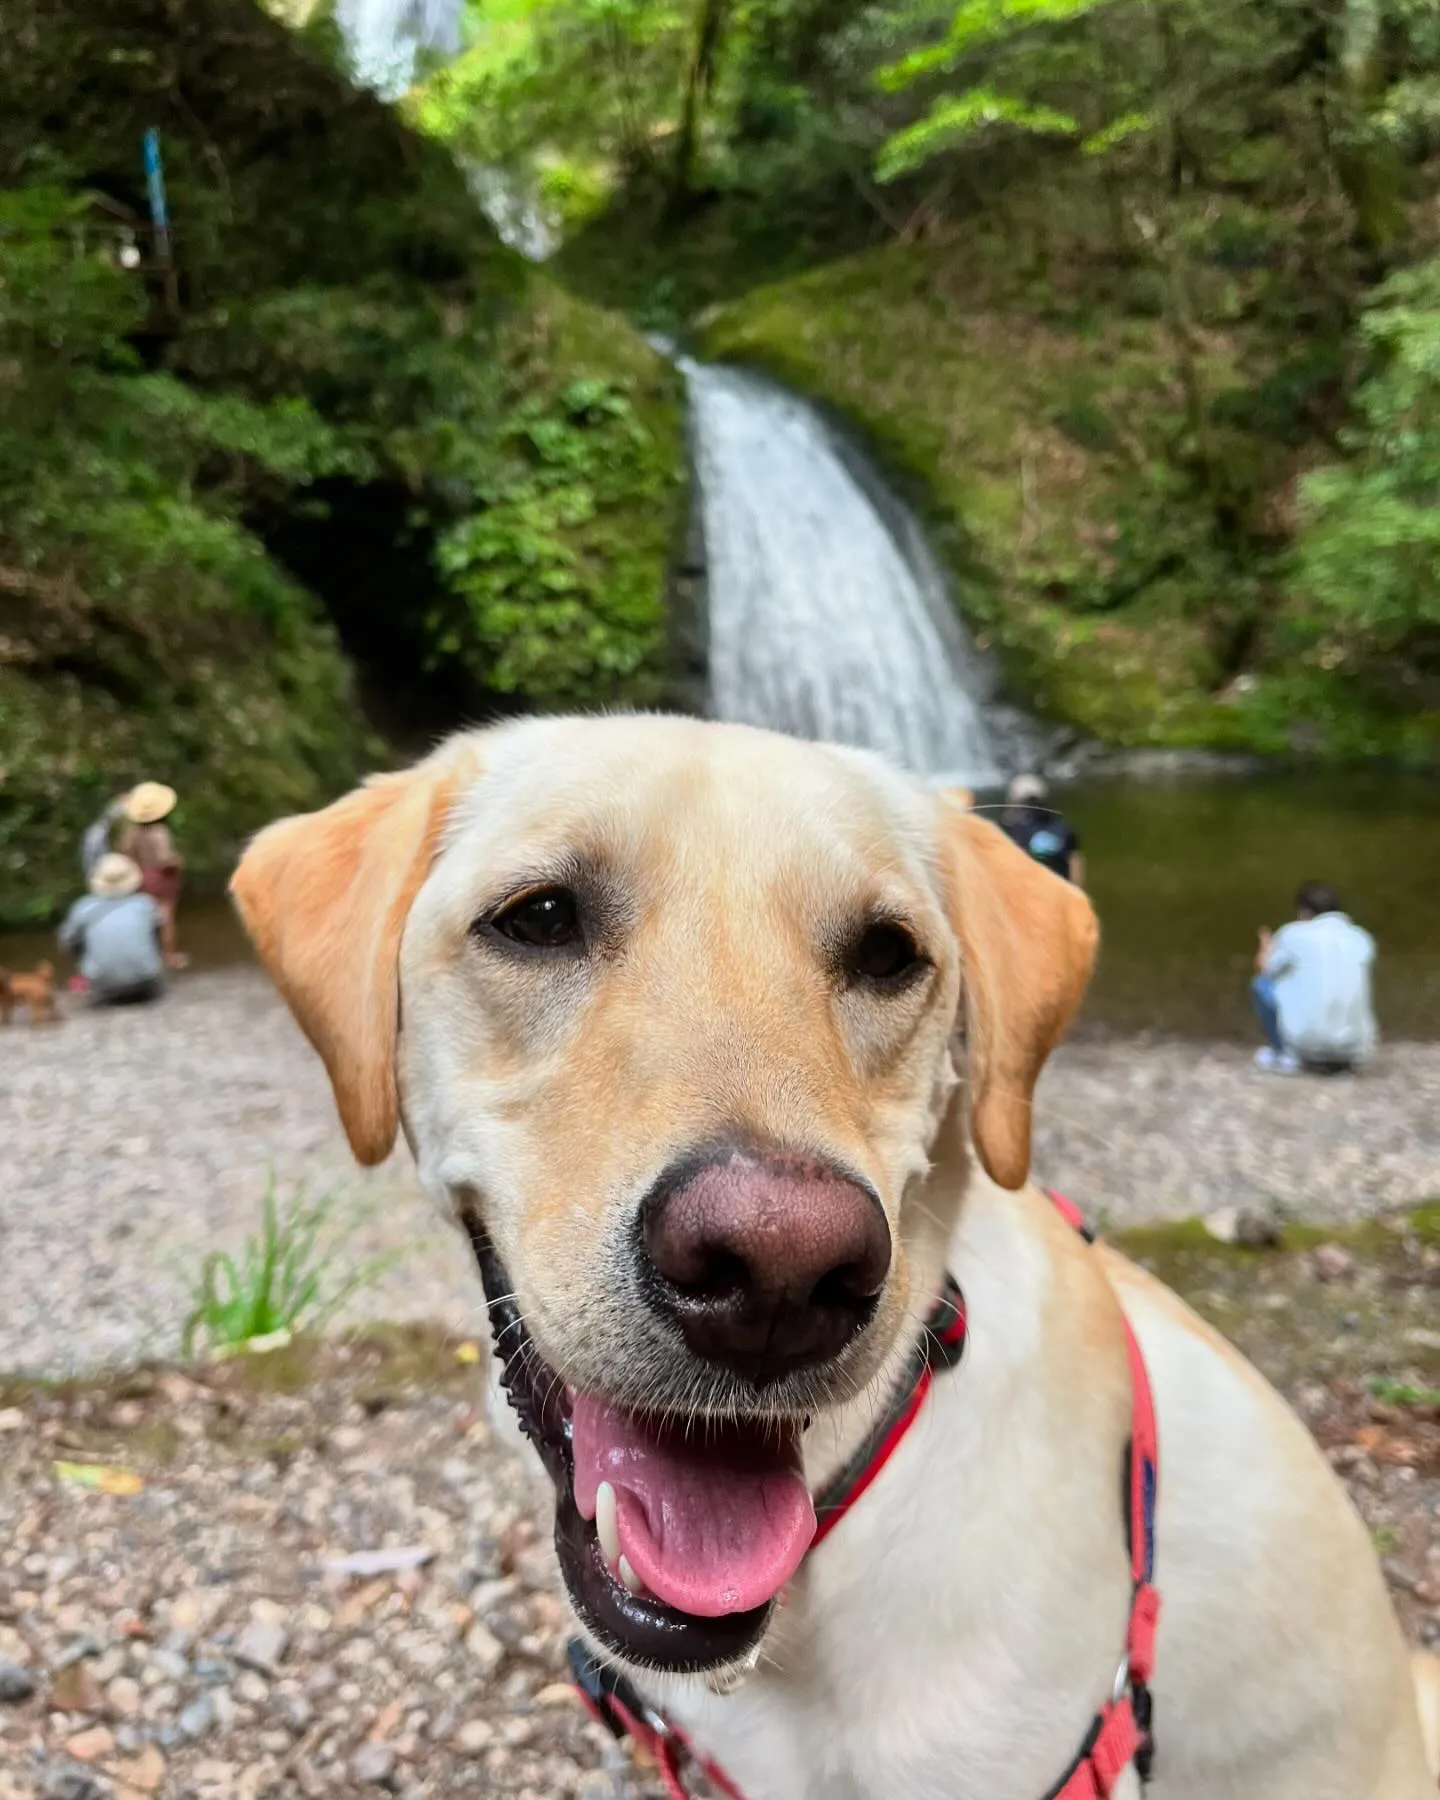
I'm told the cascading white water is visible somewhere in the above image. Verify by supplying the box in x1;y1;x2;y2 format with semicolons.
336;0;464;97
682;358;1020;789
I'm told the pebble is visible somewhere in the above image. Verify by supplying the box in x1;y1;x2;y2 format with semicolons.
106;1676;143;1719
0;1663;36;1703
1312;1243;1357;1282
351;1740;398;1784
234;1617;288;1676
456;1718;496;1755
39;1767;104;1800
464;1625;505;1679
179;1694;217;1740
63;1724;114;1761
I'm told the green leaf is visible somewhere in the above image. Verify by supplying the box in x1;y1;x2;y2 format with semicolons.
877;91;1078;182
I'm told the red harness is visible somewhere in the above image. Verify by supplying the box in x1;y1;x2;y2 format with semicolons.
570;1190;1161;1800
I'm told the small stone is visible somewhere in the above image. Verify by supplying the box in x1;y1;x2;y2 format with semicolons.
90;1650;125;1686
179;1692;217;1739
351;1741;397;1785
455;1718;494;1755
0;1663;35;1703
275;1688;313;1733
106;1676;143;1719
145;1648;190;1684
1312;1243;1356;1282
463;1624;504;1679
211;1687;237;1734
40;1766;103;1800
533;1682;582;1708
0;1409;24;1432
235;1617;288;1675
234;1670;269;1707
64;1724;115;1762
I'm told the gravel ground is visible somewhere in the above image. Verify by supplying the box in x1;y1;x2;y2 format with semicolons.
0;1339;672;1800
0;1331;1434;1800
2;968;1438;1375
2;970;1437;1800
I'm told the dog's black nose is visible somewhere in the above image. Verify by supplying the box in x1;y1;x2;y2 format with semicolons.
640;1148;891;1387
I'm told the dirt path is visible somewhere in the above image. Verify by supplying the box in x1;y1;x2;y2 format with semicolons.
2;969;1437;1375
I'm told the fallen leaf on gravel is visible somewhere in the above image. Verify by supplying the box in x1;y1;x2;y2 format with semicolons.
1354;1425;1421;1466
326;1546;435;1579
333;1577;390;1629
54;1462;144;1496
111;1746;165;1793
48;1662;103;1714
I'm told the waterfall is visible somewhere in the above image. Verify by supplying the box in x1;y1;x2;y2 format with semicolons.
681;359;1028;789
336;0;465;97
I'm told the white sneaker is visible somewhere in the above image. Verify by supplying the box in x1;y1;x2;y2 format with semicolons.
1254;1047;1300;1075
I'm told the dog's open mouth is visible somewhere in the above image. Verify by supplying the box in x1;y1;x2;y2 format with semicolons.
464;1215;815;1673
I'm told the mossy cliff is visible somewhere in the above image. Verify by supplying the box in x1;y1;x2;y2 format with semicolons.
698;220;1440;766
0;0;684;926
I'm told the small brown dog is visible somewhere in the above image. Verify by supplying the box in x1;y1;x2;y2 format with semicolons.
0;960;57;1025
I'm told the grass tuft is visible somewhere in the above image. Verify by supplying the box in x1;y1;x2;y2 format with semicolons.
182;1176;398;1360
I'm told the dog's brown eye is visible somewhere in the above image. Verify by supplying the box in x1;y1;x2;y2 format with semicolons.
849;922;925;985
490;888;583;950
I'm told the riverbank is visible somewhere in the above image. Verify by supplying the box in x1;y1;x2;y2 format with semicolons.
3;968;1437;1376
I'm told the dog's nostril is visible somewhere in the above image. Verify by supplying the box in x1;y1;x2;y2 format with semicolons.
641;1150;892;1386
810;1262;878;1312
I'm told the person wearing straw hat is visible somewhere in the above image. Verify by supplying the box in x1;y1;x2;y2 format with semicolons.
114;781;188;971
57;854;166;1005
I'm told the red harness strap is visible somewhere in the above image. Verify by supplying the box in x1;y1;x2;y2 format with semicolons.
570;1190;1160;1800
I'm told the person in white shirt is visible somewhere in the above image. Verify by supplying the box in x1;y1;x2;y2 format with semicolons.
1252;881;1377;1075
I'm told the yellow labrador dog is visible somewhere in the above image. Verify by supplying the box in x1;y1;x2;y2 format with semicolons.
233;716;1440;1800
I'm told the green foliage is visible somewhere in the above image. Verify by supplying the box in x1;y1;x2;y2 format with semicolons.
1;0;685;921
1297;259;1440;663
876;91;1076;181
182;1178;398;1359
436;371;679;703
1368;1376;1440;1409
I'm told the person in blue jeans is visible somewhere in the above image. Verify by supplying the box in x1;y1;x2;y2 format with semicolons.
1252;880;1377;1075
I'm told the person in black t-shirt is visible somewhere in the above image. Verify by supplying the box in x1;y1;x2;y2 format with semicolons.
999;774;1085;887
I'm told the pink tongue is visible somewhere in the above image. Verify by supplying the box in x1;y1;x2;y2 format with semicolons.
572;1397;816;1618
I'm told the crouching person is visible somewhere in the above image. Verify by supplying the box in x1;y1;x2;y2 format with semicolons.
58;854;165;1007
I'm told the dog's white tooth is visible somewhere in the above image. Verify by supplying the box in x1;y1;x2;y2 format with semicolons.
618;1556;644;1596
596;1481;621;1568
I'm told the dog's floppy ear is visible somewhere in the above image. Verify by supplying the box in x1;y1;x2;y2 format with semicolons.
230;742;478;1166
940;808;1097;1190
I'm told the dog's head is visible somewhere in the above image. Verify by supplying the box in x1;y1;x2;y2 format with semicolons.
232;717;1095;1674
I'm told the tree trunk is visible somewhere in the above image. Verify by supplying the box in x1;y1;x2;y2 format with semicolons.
665;0;726;224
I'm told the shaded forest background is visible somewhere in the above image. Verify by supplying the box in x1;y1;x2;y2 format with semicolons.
3;0;1439;921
